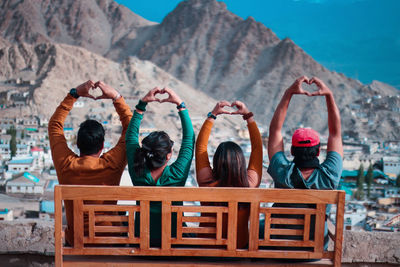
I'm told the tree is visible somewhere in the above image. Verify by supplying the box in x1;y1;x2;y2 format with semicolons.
396;174;400;188
7;127;17;158
366;165;373;198
355;164;365;200
356;164;365;187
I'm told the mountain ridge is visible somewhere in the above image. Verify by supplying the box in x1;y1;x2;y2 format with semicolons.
0;0;398;140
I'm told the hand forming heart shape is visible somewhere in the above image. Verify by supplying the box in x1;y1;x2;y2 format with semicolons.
288;76;330;97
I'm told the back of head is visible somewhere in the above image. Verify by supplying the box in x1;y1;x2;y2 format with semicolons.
213;141;248;187
133;131;173;176
291;128;320;167
77;120;105;156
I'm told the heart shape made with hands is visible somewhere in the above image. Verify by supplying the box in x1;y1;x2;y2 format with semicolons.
89;86;104;99
153;90;170;102
301;79;319;95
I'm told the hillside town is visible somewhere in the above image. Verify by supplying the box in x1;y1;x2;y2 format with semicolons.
0;104;399;232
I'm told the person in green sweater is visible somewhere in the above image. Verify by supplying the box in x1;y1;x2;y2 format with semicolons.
126;87;195;246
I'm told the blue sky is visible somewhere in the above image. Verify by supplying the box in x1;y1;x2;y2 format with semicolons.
115;0;400;89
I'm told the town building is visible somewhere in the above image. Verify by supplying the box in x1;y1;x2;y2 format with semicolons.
5;172;46;195
383;156;400;177
0;208;13;221
7;157;35;172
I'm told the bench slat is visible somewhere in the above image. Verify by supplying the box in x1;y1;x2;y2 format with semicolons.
60;186;340;204
181;226;216;234
182;216;216;223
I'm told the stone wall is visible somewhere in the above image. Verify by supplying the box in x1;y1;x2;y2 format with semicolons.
0;220;399;264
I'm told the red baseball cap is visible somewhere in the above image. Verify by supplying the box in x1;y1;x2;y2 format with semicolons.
292;128;320;147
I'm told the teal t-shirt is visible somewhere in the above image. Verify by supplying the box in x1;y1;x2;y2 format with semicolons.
267;151;342;190
125;109;195;244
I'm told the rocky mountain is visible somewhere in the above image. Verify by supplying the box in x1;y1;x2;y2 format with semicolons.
126;0;399;139
0;0;398;140
0;42;243;148
0;0;155;55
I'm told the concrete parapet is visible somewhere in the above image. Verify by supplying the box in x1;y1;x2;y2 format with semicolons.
0;220;399;264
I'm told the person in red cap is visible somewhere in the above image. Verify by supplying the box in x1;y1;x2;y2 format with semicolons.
263;76;343;251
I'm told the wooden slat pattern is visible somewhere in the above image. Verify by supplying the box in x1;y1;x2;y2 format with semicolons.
263;213;271;241
93;226;129;233
182;216;216;223
182;226;216;234
269;228;304;236
304;214;311;241
94;215;128;222
54;186;63;267
248;202;259;251
176;211;183;241
161;201;171;250
171;237;227;246
171;206;228;213
270;218;304;225
73;200;84;249
258;240;315;247
140;200;150;250
227;201;238;251
55;186;345;266
260;207;317;215
314;204;327;254
334;192;345;267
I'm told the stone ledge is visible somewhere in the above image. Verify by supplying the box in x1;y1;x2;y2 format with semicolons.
0;220;399;263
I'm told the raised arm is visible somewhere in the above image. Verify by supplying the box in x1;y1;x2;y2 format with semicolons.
309;77;343;157
48;80;95;170
126;88;161;169
268;76;311;160
231;101;263;188
159;87;195;179
96;81;133;168
196;101;231;186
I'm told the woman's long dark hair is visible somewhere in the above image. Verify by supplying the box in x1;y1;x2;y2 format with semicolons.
133;131;174;176
212;141;248;187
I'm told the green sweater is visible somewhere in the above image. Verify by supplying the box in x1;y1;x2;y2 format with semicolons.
126;108;195;243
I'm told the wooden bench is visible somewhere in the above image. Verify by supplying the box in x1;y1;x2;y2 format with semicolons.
54;185;345;266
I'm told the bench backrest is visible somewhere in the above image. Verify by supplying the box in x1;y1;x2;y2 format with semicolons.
55;186;345;266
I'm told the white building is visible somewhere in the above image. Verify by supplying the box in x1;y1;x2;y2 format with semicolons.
0;209;13;221
383;156;400;177
5;172;45;195
7;157;35;172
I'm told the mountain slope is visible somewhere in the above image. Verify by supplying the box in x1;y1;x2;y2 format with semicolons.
0;0;155;54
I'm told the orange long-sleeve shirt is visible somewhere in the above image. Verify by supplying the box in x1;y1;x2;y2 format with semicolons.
48;93;132;245
195;119;263;248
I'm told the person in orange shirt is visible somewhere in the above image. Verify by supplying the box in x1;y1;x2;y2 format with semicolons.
195;100;263;248
48;80;132;245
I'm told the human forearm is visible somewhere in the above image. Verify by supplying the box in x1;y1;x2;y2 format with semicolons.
326;93;341;137
172;110;195;172
195;119;213;173
247;121;263;175
268;90;292;159
48;94;76;141
113;97;133;133
125;111;142;146
326;92;343;156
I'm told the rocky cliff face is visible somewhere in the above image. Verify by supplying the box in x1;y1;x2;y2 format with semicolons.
0;0;155;55
0;0;398;139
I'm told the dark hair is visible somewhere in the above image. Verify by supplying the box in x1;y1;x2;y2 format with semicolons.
133;131;174;176
291;144;320;161
212;141;248;187
77;120;105;156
